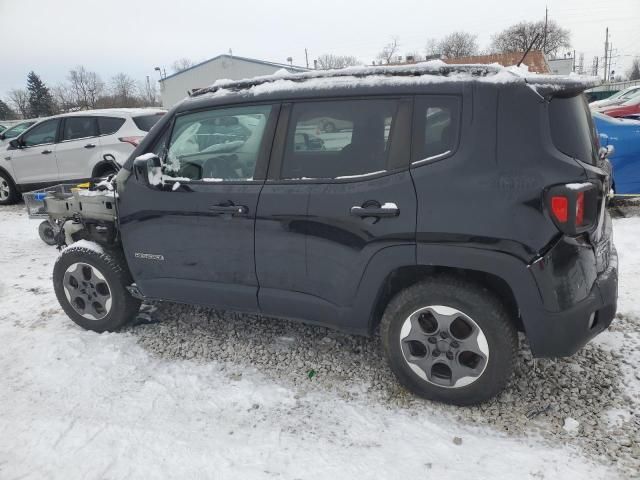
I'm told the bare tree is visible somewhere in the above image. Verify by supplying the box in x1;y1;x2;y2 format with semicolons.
68;66;104;110
628;57;640;81
424;38;440;57
110;73;138;107
171;58;195;73
52;83;76;113
490;20;570;56
376;37;400;64
7;89;30;118
438;31;478;59
316;54;361;69
138;78;159;106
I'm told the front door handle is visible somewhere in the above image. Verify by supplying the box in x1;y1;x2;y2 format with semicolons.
84;143;96;149
41;149;53;155
351;202;399;218
209;203;248;216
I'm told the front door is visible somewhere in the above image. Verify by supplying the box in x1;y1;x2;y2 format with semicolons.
255;98;416;331
118;103;278;311
7;118;60;188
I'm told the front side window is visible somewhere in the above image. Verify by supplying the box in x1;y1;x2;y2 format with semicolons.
22;119;59;147
413;96;461;163
63;117;96;141
164;105;272;181
281;99;399;179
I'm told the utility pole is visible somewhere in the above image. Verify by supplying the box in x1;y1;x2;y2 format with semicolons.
305;48;309;69
543;6;548;54
603;27;609;82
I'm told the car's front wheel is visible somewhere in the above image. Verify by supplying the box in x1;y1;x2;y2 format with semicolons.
381;276;517;405
0;171;19;205
53;244;141;332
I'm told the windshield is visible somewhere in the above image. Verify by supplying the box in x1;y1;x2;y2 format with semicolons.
620;88;640;100
3;121;36;139
621;94;640;106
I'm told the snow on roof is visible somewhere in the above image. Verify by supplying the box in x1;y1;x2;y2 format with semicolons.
186;61;600;103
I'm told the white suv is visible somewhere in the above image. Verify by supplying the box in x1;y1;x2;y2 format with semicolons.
0;108;165;205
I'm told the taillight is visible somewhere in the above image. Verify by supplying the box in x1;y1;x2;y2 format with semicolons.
546;183;598;235
576;191;585;226
119;136;143;147
551;196;569;223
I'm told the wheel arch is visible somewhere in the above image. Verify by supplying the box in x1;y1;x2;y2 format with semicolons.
362;244;543;336
91;160;117;178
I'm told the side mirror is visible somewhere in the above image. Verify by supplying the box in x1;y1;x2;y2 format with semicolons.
599;145;614;160
0;133;5;140
8;139;22;149
133;153;162;187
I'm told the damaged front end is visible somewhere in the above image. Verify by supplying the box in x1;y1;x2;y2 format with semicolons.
44;169;131;249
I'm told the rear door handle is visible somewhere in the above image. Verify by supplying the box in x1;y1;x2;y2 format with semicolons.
351;202;399;218
84;143;96;149
41;149;53;155
209;204;248;216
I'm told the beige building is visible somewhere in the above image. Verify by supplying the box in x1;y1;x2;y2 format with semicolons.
159;54;308;107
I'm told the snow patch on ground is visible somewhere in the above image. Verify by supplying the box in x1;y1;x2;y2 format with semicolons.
0;204;635;479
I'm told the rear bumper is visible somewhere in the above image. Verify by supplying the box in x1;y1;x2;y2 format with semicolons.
526;245;618;358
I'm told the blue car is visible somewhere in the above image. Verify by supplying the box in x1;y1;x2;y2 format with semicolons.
593;112;640;195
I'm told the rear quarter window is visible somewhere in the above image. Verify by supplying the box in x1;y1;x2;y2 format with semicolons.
98;117;126;135
549;94;598;164
133;113;165;132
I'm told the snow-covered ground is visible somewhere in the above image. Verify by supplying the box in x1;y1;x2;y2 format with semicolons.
0;203;638;480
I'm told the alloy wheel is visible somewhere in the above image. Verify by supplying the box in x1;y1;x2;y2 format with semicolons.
63;262;112;320
399;305;489;388
0;179;10;200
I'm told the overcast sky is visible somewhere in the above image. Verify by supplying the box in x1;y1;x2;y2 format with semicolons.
0;0;638;99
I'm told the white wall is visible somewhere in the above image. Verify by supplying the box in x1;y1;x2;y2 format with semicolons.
160;57;298;107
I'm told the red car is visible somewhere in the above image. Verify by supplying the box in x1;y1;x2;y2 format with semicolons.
598;95;640;118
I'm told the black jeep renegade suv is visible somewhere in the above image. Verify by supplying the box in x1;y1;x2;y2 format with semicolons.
52;64;618;405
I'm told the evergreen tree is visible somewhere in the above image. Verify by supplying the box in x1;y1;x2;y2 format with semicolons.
26;71;56;117
0;99;16;120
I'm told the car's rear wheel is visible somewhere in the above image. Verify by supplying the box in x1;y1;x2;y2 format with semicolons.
0;171;19;205
53;244;141;332
381;276;517;405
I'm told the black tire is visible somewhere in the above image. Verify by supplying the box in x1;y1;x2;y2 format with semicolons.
38;220;57;246
0;171;19;205
53;245;141;332
92;165;117;180
381;276;518;405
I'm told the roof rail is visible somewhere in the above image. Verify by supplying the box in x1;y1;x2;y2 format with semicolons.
190;63;502;97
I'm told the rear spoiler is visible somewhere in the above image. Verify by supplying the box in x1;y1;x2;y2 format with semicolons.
524;75;601;99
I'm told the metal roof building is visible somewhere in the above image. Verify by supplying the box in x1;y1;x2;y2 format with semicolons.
158;54;308;107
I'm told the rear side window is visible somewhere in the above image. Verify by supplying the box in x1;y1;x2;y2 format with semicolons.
165;105;272;181
281;99;400;179
412;96;461;163
133;113;164;132
98;117;125;135
62;117;96;141
549;94;598;164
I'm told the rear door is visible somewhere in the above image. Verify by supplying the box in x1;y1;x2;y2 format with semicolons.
118;103;278;310
8;118;61;187
255;97;416;330
56;116;101;181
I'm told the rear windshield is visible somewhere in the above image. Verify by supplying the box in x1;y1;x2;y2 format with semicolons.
549;94;598;164
133;113;164;132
